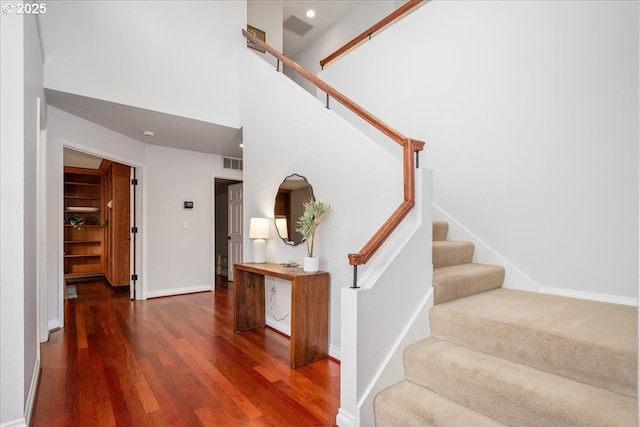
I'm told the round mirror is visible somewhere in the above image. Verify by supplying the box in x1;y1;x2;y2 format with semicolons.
274;174;314;246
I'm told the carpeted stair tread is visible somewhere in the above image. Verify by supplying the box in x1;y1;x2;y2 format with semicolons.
404;338;638;426
375;380;507;427
431;288;638;398
432;240;474;268
433;263;505;304
432;221;449;242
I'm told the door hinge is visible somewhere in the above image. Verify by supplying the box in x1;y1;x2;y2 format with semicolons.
131;226;138;233
131;178;138;185
131;274;138;281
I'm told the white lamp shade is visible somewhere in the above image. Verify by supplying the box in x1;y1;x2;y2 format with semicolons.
249;217;270;239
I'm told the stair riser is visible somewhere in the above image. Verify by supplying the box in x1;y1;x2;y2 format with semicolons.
430;308;638;398
432;241;474;267
433;265;504;304
432;221;448;241
375;381;506;427
405;340;638;427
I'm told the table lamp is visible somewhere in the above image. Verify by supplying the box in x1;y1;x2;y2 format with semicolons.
249;217;269;263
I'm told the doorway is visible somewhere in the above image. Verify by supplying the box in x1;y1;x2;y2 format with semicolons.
63;148;136;306
214;178;242;282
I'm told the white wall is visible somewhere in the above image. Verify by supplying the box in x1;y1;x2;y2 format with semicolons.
288;1;395;94
240;47;409;355
247;0;283;70
320;0;639;300
1;10;43;427
40;0;246;128
1;9;26;427
145;145;241;297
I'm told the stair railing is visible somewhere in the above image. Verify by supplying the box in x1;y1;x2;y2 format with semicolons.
319;0;427;69
242;29;425;288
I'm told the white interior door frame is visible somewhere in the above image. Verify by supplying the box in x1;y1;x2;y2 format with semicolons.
56;142;145;331
210;174;243;290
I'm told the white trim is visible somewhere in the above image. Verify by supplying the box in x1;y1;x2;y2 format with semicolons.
37;100;48;343
24;356;40;427
210;172;244;292
0;419;27;427
35;14;45;63
210;173;216;291
336;408;357;427
48;319;61;331
538;286;639;307
328;343;341;361
146;284;212;299
57;143;65;330
57;141;146;312
265;317;291;336
138;165;146;300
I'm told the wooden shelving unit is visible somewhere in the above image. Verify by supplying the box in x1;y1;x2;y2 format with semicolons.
63;167;105;278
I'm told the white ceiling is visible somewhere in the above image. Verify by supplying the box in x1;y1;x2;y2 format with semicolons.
47;89;244;158
46;2;360;160
282;1;359;57
64;147;103;169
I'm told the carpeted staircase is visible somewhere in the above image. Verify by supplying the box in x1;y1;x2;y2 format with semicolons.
374;221;638;426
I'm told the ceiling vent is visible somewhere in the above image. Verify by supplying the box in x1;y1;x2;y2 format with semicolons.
223;157;243;171
283;15;314;37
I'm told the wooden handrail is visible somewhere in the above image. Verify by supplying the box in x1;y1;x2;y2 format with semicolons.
319;0;427;69
242;29;425;276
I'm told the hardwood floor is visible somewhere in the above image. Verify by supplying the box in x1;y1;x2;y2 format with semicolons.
33;277;340;426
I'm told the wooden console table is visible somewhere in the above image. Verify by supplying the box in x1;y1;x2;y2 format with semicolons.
234;262;329;368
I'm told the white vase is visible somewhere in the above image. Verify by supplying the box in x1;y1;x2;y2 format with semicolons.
303;256;319;273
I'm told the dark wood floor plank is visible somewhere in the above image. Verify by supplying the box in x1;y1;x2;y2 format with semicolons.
33;277;339;427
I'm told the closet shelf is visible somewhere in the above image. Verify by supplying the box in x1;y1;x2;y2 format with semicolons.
64;196;100;200
64;181;100;187
64;254;100;258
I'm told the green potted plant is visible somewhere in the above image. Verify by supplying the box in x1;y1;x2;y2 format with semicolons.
64;214;85;231
295;200;330;272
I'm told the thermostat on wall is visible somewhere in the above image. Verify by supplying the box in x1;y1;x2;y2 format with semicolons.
184;201;194;209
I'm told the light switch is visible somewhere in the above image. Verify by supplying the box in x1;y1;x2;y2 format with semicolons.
183;220;189;230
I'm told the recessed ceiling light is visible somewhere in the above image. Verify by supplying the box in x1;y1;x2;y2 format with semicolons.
142;130;154;137
306;9;315;18
239;143;244;148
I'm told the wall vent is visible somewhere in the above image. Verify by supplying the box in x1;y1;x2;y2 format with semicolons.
283;15;314;37
223;157;243;171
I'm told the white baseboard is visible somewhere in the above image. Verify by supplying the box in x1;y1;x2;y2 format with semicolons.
329;343;341;361
265;316;290;336
336;408;357;427
0;419;27;427
0;356;40;427
146;284;212;299
538;286;639;306
24;356;40;427
264;319;342;362
48;319;61;331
